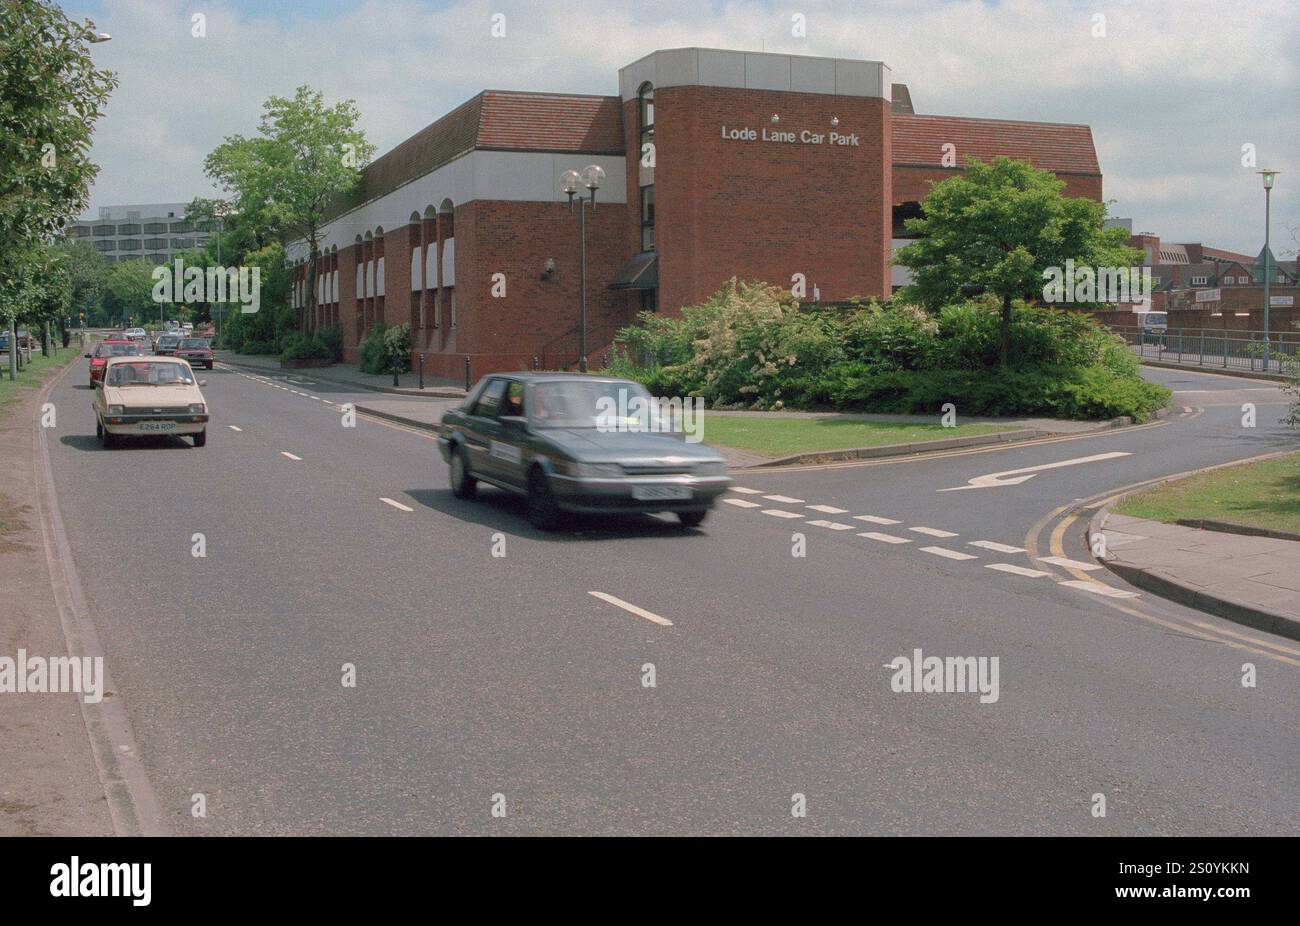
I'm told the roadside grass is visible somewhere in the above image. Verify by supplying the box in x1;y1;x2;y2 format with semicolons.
700;415;1025;457
1115;451;1300;535
0;346;80;424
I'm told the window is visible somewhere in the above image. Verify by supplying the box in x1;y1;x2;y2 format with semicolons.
144;238;167;250
117;223;141;236
638;82;654;150
450;289;456;328
640;289;657;312
171;221;193;233
640;185;655;251
94;240;114;252
1192;276;1207;285
471;378;507;417
93;224;115;237
71;226;90;237
118;239;140;251
1239;276;1249;284
501;381;525;418
143;222;167;235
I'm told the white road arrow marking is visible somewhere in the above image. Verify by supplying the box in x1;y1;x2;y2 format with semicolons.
939;451;1132;491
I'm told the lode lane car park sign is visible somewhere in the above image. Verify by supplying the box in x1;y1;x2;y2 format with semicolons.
721;124;861;146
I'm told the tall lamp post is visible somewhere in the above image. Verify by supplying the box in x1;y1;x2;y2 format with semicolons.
1257;169;1278;372
559;164;605;373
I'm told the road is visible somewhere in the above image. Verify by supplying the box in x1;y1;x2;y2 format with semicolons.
42;361;1298;835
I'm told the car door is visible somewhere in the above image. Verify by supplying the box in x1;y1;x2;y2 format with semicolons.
461;377;507;479
485;380;529;488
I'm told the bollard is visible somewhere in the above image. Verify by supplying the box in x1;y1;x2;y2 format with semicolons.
464;356;471;391
532;356;538;371
393;357;400;387
418;353;424;390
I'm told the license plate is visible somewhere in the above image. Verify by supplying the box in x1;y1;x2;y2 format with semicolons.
139;421;176;432
631;485;691;501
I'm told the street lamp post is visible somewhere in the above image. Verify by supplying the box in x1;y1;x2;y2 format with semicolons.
559;165;605;373
1257;170;1277;372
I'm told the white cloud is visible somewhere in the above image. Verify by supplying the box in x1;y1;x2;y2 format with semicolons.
71;0;1298;254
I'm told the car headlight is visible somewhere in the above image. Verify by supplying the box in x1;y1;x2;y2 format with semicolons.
693;461;728;476
188;403;206;414
107;404;124;415
560;462;623;478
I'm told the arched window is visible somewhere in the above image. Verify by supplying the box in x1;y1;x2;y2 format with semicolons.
637;82;655;252
638;81;654;148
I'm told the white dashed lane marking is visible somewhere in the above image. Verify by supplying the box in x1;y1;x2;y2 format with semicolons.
969;540;1027;554
228;425;242;432
723;498;762;508
763;495;805;504
854;515;900;525
910;526;959;538
986;563;1051;578
1038;555;1103;572
280;451;302;461
920;546;978;561
761;509;804;519
806;520;854;530
380;497;414;512
730;487;764;495
806;504;849;514
588;591;674;627
1059;579;1138;598
858;531;911;544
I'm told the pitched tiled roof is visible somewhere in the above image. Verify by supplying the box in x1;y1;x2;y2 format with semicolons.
324;91;624;223
892;113;1100;175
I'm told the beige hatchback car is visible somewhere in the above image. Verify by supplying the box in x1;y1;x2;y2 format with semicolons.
94;356;209;448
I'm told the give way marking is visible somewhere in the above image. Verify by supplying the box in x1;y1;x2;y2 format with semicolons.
938;451;1132;491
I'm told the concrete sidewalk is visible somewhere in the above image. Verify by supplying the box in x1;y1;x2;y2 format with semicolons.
215;350;467;397
1099;513;1300;640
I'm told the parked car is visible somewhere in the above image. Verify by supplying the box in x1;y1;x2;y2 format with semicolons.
175;338;213;370
438;373;730;530
93;356;208;448
154;334;183;356
85;339;144;387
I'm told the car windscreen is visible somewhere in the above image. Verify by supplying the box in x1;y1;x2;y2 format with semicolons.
529;380;652;429
95;343;140;357
158;336;180;345
179;339;209;349
106;362;195;386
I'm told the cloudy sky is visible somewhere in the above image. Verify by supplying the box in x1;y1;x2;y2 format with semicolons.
64;0;1298;257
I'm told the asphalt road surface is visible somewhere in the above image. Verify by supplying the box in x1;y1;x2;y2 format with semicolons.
44;361;1298;835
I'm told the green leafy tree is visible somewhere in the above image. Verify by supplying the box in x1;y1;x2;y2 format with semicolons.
0;0;116;332
895;157;1140;365
52;238;109;324
102;259;158;327
203;86;373;333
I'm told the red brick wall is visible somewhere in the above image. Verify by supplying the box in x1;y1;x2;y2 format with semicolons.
892;165;1102;206
412;199;636;380
649;85;892;312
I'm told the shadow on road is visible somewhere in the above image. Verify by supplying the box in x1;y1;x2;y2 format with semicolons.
59;434;195;452
405;486;710;541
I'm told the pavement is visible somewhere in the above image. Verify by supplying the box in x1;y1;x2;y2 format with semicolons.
1100;512;1300;639
18;359;1296;836
215;350;467;397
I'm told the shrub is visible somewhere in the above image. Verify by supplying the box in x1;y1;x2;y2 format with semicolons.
238;338;276;355
359;322;411;374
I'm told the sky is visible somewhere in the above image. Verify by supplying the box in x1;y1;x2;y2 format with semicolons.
63;0;1299;257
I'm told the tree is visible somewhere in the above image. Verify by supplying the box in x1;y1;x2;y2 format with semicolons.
895;157;1139;365
0;0;116;336
203;86;373;333
52;238;109;323
102;259;158;327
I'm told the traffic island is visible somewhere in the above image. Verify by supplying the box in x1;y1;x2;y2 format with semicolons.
1089;451;1300;641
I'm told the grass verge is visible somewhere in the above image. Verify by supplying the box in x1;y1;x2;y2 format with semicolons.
1115;451;1300;535
700;415;1025;457
0;346;80;424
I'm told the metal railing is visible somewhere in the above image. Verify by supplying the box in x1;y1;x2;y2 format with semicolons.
1111;325;1300;374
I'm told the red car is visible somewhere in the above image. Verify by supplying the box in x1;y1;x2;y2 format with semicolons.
86;339;143;387
175;337;214;370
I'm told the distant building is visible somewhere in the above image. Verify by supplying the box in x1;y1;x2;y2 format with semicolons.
66;203;213;264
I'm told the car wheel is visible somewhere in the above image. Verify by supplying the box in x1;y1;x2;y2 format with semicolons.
526;467;562;531
193;429;206;447
676;509;709;528
449;446;477;499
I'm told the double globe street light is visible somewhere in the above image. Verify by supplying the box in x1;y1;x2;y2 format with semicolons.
559;164;605;373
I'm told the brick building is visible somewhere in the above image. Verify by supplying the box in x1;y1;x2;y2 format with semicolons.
287;47;1103;376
